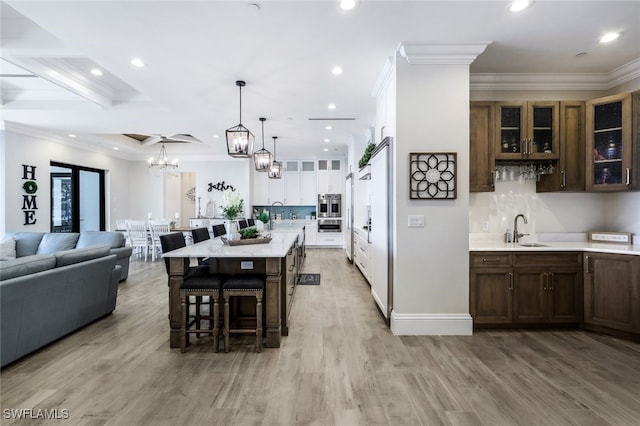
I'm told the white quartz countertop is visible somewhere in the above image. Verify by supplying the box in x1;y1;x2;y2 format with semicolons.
470;237;640;256
163;230;299;258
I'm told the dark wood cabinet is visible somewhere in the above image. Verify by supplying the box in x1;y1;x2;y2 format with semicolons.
513;266;582;324
470;102;495;192
495;101;560;160
537;101;586;192
583;252;640;334
470;251;582;326
586;93;633;191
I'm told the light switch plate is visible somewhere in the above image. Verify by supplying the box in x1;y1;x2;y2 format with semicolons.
408;215;425;228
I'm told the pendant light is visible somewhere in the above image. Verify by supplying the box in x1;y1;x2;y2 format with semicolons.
268;136;282;179
226;80;255;158
253;117;273;171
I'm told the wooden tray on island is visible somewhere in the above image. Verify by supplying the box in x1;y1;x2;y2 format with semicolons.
221;235;272;246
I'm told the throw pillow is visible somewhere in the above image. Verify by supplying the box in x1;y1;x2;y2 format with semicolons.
0;237;17;260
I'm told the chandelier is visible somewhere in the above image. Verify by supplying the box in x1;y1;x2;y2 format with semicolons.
148;142;178;170
268;136;282;179
254;117;273;172
226;80;255;158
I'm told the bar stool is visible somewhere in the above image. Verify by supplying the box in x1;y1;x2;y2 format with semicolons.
160;233;226;352
222;274;265;353
212;224;226;237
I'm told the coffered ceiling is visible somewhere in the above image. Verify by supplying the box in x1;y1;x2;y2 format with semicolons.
1;1;639;161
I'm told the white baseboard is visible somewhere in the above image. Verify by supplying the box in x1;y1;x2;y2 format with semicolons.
390;312;473;335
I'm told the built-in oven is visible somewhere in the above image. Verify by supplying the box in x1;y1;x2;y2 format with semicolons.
318;194;341;218
317;219;342;233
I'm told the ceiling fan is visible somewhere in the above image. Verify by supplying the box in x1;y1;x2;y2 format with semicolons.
123;133;204;146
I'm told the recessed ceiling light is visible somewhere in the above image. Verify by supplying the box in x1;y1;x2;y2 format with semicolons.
130;58;145;67
91;68;103;76
323;148;329;152
324;139;330;143
48;69;59;76
325;125;332;130
113;147;120;150
68;134;76;138
508;0;533;12
331;66;343;75
340;0;357;10
600;32;621;43
328;104;336;110
213;135;220;139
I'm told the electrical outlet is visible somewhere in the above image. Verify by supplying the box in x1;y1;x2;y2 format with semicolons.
482;221;490;231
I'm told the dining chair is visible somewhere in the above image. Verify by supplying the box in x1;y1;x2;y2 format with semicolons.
212;224;227;238
160;232;227;353
247;218;255;227
149;219;171;261
125;220;150;261
238;219;248;229
191;227;211;266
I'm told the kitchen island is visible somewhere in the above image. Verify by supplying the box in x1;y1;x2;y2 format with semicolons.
162;229;303;349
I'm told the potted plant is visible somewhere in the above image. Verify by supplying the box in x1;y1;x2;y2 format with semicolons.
256;211;270;232
358;142;376;169
222;190;244;239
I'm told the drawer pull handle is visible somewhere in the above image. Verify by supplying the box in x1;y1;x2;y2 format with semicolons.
508;272;513;291
289;287;295;296
482;258;500;263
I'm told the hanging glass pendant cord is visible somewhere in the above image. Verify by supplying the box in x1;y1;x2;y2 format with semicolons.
253;117;273;171
268;136;282;179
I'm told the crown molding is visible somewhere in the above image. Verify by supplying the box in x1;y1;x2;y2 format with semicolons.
371;56;395;98
471;57;640;91
398;41;491;65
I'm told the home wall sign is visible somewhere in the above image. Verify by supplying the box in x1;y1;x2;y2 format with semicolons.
409;152;457;199
21;164;38;224
208;181;236;192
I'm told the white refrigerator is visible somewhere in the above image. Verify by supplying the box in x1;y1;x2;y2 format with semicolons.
369;137;393;318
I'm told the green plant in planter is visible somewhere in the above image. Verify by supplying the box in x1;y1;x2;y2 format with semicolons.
238;227;259;239
257;211;270;223
358;143;376;169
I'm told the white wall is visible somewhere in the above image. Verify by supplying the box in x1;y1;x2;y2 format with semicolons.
3;129;131;232
605;192;640;238
391;58;471;333
126;159;251;221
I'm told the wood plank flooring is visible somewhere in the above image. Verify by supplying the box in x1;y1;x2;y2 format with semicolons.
2;249;640;425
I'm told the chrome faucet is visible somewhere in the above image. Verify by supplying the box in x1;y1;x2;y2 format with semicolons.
513;214;529;243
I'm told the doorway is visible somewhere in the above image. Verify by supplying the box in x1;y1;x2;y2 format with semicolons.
50;162;106;232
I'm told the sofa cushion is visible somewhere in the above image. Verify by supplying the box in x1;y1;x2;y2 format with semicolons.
36;233;80;255
54;245;110;267
0;237;17;261
0;255;56;281
76;231;125;249
2;232;45;257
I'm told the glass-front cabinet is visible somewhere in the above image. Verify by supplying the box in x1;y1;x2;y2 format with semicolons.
586;93;632;191
495;101;559;160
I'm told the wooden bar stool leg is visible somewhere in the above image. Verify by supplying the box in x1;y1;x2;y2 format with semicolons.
180;293;188;353
213;293;220;353
256;292;263;353
224;293;231;353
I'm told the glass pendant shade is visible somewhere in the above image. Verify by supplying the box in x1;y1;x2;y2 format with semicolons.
254;117;273;172
268;136;282;179
226;80;254;158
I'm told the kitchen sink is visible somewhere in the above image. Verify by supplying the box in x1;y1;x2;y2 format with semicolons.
517;243;549;247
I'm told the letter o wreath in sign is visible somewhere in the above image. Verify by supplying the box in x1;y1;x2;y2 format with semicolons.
23;181;38;194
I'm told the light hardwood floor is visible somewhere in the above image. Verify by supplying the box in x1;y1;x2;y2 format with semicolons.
2;249;640;425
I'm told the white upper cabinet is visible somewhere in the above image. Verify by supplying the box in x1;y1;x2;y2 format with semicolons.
317;159;343;194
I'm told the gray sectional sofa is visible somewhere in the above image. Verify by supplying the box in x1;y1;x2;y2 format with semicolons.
0;232;133;367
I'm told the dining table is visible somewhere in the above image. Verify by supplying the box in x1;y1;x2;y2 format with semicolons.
161;229;302;349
